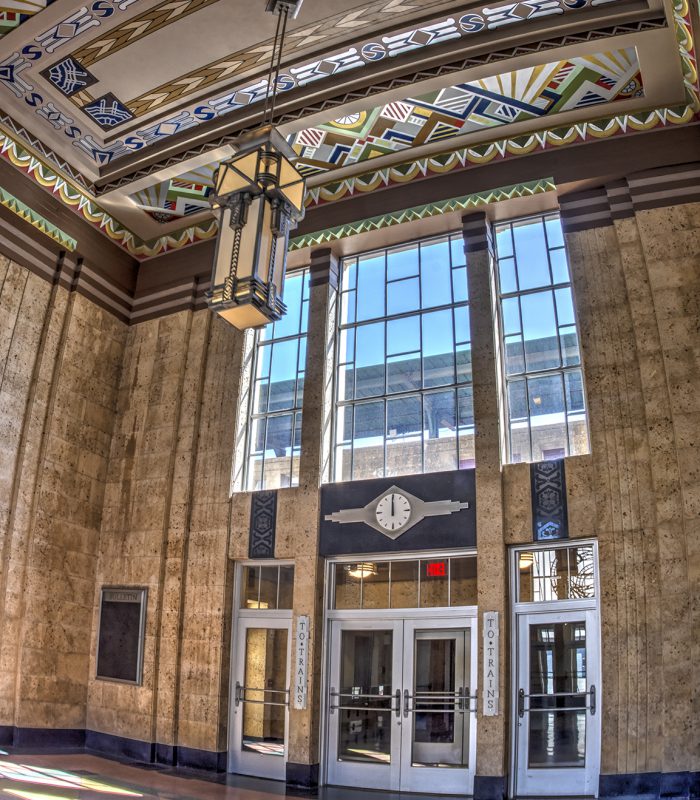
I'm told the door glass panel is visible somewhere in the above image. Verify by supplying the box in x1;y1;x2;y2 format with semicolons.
338;630;393;764
242;628;288;757
528;621;587;768
412;632;467;767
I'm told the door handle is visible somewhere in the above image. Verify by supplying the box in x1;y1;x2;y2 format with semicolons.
235;681;242;708
590;684;596;716
394;689;401;718
403;689;410;718
518;688;525;718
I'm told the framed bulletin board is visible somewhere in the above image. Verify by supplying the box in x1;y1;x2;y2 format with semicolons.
96;587;147;684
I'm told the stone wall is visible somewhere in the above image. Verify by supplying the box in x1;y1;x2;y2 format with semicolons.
0;197;697;785
0;255;125;733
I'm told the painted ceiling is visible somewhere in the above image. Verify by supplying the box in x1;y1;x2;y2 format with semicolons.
0;0;697;257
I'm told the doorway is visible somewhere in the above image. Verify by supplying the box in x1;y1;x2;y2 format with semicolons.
228;563;293;780
511;543;601;797
325;616;477;794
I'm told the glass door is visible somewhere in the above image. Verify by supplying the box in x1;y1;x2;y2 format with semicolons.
230;617;291;779
515;609;600;796
400;620;476;794
326;617;475;794
326;620;403;790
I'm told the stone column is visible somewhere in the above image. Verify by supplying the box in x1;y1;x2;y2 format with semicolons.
276;248;338;786
462;212;507;799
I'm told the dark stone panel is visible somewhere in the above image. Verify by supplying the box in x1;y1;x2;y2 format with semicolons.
473;775;506;800
320;469;475;556
85;729;154;763
600;772;700;798
531;459;569;541
155;742;176;766
249;491;277;558
286;761;319;788
0;726;13;745
175;745;226;772
13;728;85;748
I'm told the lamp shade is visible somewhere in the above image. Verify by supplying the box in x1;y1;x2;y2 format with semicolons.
207;126;306;330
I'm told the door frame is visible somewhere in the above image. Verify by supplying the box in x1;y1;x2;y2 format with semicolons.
320;550;478;792
227;560;294;779
508;540;601;799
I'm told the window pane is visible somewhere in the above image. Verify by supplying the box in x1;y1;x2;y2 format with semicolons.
550;248;570;285
357;253;385;321
499;257;518;294
274;272;305;338
420;559;449;607
268;339;299;411
450;235;466;266
387;395;422;476
423;309;454;388
420;238;452;308
387;317;420;394
544;216;565;248
528;374;567;462
457;386;475;469
424;390;457;473
520;291;560;372
390;560;418;608
495;225;513;258
450;557;477;606
508;379;530;463
387;244;419;281
259;565;278;609
340;289;356;325
388;315;419;355
513;219;551;290
355;322;385;398
353;401;385;479
264;414;294;488
362;561;391;609
278;566;294;609
388;276;420;315
452;265;468;303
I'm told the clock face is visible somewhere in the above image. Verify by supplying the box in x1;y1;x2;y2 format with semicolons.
375;492;412;532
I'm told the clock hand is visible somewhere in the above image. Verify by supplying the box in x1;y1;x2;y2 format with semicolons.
391;493;394;516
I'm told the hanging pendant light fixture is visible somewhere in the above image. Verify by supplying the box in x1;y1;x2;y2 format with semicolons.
207;0;305;330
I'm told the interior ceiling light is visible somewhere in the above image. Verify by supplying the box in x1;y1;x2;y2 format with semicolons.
207;0;306;330
346;562;378;580
519;551;534;571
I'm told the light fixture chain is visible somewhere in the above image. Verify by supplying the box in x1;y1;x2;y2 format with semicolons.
263;8;284;126
267;4;289;124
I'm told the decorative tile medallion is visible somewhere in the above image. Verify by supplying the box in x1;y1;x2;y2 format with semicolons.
82;92;133;129
249;491;277;559
531;460;569;541
41;56;97;97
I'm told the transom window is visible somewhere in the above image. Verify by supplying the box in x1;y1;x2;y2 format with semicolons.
245;269;309;490
333;235;474;482
494;214;589;463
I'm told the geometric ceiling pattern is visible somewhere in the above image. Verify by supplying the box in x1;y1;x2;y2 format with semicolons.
0;0;696;255
290;48;644;178
130;48;644;223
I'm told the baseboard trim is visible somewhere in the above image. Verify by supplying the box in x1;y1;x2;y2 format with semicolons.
600;771;700;799
474;775;506;800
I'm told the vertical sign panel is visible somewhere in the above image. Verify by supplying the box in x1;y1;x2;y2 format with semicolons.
531;460;569;540
483;611;499;716
294;615;309;710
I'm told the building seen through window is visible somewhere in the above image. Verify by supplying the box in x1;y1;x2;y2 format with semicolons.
494;214;589;463
333;234;474;481
245;269;310;490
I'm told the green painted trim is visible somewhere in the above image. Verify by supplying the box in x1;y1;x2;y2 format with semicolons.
289;178;556;250
0;187;77;251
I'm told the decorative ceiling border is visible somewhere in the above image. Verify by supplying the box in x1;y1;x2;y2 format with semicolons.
305;0;698;206
96;14;666;193
0;0;695;261
0;185;77;250
0;129;218;258
289;178;556;251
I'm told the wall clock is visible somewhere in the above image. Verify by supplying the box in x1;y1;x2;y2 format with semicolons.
324;485;469;540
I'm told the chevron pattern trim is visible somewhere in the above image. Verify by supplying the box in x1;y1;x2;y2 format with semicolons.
289;179;556;250
0;186;77;250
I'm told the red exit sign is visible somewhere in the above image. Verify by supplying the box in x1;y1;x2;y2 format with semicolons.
426;561;446;578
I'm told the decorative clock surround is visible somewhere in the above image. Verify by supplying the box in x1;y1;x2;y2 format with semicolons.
319;470;475;556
